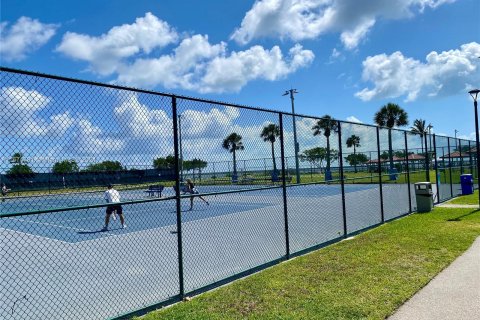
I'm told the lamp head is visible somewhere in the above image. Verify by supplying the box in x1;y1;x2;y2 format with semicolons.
469;89;480;102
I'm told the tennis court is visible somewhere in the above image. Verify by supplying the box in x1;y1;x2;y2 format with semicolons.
2;183;412;320
0;183;380;242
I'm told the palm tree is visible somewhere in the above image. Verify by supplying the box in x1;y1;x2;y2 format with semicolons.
346;135;361;173
9;152;26;164
222;133;244;180
410;119;430;155
374;103;408;171
260;124;280;175
312;115;339;176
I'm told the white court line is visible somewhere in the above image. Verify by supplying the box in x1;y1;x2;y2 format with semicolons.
0;226;72;245
4;186;382;246
65;191;352;246
7;217;117;237
74;202;285;246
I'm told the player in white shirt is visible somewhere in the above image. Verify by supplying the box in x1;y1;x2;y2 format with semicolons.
102;184;126;230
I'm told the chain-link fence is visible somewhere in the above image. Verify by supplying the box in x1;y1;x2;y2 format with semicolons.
1;67;477;320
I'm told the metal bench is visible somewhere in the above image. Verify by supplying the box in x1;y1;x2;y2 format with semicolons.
144;184;165;197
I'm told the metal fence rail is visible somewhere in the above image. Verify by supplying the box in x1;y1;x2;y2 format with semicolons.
0;67;477;320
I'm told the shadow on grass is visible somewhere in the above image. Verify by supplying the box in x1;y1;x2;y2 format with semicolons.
447;209;480;222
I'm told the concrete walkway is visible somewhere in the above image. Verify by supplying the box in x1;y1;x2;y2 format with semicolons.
388;237;480;320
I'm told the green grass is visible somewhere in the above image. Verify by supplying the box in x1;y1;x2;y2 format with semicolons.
449;190;479;205
138;208;480;320
290;170;435;185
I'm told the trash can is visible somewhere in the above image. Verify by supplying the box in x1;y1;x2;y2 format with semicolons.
414;182;433;213
460;174;474;195
389;168;398;181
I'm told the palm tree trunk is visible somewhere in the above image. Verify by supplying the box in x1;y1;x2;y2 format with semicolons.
388;129;394;170
233;149;237;177
353;145;357;173
271;142;277;173
326;136;331;171
420;135;424;156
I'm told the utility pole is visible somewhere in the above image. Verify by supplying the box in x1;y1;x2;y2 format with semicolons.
283;89;301;184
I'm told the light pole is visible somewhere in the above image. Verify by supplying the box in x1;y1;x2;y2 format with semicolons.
427;124;433;154
468;89;480;207
178;114;184;181
283;89;301;183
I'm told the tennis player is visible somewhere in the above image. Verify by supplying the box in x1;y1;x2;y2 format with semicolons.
1;184;10;195
102;184;126;230
185;179;209;211
1;184;11;201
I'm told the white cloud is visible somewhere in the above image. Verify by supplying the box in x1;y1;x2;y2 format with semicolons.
0;16;58;61
68;119;125;156
355;42;480;101
200;44;314;93
115;34;226;90
116;35;314;93
55;13;313;93
346;116;362;123
182;106;240;138
340;19;375;50
56;12;178;75
458;132;479;141
231;0;456;49
0;87;74;137
330;48;342;60
114;93;172;138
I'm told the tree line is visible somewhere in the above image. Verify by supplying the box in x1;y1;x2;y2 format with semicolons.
221;102;441;178
5;102;446;179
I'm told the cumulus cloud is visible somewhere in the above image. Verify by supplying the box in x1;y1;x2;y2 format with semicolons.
0;87;74;137
116;35;314;93
0;16;58;61
231;0;456;49
355;42;480;101
54;12;313;93
346;116;362;123
200;44;314;93
68;119;125;156
115;34;226;90
114;93;172;138
56;12;178;75
458;131;480;141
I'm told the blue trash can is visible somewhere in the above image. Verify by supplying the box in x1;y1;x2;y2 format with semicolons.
460;174;474;195
389;168;398;181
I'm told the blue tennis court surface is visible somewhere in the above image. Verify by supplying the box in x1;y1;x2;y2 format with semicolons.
1;184;378;243
1;200;273;243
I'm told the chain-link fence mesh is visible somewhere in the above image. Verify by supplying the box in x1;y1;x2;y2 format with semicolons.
1;67;477;319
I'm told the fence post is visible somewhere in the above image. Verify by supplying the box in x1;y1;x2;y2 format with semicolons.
404;132;412;212
278;113;290;259
337;121;347;236
376;127;385;223
469;140;473;175
424;134;430;182
447;137;453;198
172;96;185;298
212;162;216;185
433;134;439;204
459;140;463;174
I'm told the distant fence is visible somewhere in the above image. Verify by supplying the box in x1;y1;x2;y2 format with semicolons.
0;67;477;320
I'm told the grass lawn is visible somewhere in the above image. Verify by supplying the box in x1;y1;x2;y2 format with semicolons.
138;208;480;320
448;190;479;205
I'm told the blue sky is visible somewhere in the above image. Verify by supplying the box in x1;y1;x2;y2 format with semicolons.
1;0;480;169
